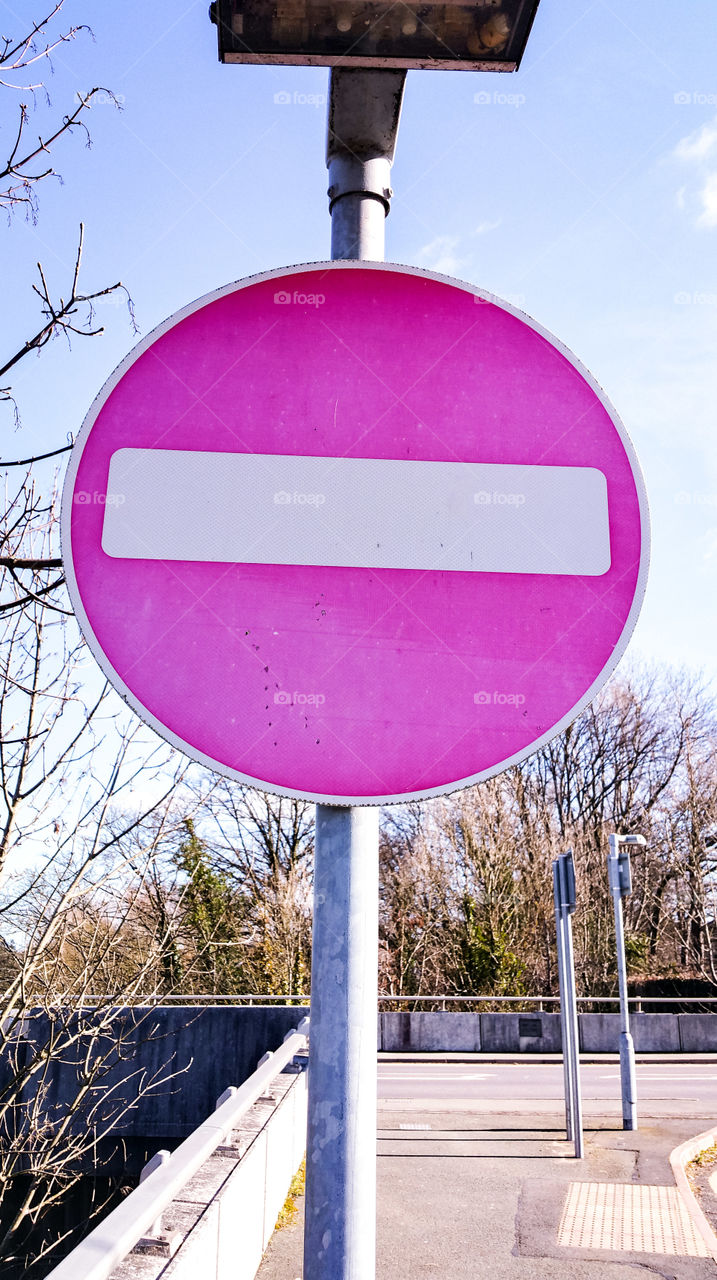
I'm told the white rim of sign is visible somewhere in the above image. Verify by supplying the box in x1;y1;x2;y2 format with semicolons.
60;261;651;807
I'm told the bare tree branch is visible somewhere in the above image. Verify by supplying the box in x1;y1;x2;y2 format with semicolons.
0;6;89;84
1;88;119;215
1;445;73;467
1;225;136;411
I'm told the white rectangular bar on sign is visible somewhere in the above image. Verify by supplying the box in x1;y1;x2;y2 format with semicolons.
101;449;611;576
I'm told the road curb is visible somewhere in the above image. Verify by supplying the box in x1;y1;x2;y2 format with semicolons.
378;1052;717;1065
669;1124;717;1262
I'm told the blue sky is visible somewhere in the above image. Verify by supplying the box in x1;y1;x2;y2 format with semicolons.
2;0;717;678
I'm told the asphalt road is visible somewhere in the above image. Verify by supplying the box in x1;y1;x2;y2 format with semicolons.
261;1065;717;1280
377;1059;717;1117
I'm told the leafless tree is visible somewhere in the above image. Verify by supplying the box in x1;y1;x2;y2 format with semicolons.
0;11;192;1261
375;665;717;1003
1;2;133;607
0;462;216;1269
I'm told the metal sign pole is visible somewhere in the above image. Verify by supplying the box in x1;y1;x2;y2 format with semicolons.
304;807;379;1278
562;903;584;1159
607;833;644;1132
553;851;583;1158
613;890;637;1130
553;861;573;1143
303;70;405;1280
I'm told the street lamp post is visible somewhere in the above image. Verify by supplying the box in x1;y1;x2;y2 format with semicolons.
607;832;646;1131
553;849;583;1158
300;68;404;1280
208;7;543;1276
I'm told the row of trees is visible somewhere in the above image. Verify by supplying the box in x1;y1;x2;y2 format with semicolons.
5;633;713;1014
379;667;717;999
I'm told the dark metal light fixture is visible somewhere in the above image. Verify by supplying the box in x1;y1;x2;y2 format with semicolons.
210;0;541;72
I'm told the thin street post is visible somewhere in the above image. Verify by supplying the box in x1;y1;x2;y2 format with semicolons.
303;69;406;1280
607;832;645;1131
562;878;583;1159
553;859;573;1143
554;850;583;1158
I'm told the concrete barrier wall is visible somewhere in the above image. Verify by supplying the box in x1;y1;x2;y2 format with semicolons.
379;1011;714;1054
379;1011;562;1053
4;1005;304;1146
577;1013;681;1054
380;1011;482;1052
678;1014;717;1052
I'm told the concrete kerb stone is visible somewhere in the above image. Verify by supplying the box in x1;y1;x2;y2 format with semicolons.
669;1125;717;1263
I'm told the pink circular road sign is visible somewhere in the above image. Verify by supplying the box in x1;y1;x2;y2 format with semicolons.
61;262;649;805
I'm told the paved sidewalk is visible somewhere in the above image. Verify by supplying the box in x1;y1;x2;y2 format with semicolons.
258;1109;717;1280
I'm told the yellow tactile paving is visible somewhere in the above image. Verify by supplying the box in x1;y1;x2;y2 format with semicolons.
557;1182;709;1257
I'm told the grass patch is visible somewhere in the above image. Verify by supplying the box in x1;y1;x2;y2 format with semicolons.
690;1142;717;1170
686;1140;717;1195
275;1158;306;1230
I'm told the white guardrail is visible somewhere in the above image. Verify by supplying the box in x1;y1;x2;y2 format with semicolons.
45;1017;310;1280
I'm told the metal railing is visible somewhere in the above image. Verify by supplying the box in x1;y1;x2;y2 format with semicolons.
376;996;717;1012
75;993;312;1005
72;993;717;1011
44;1017;310;1280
